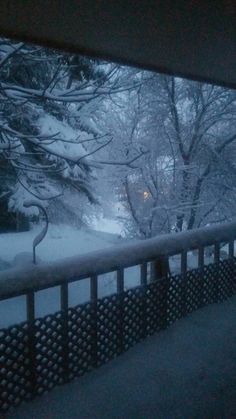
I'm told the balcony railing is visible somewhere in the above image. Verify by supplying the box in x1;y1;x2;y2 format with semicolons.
1;221;236;413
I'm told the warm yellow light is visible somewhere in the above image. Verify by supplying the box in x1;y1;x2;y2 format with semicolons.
143;191;150;200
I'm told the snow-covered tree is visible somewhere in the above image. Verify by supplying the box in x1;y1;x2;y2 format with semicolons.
101;74;236;237
2;37;235;237
0;38;138;228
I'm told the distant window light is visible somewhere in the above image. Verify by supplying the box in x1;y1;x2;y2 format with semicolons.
143;191;150;200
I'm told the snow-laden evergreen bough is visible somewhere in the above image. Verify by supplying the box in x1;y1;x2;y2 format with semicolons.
0;38;145;225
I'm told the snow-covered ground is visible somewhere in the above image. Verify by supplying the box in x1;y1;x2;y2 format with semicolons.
90;216;124;236
9;296;236;419
0;220;124;266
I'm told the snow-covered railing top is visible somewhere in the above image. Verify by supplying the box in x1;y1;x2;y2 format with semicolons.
0;220;236;300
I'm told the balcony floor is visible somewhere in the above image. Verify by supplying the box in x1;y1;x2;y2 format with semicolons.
9;296;236;419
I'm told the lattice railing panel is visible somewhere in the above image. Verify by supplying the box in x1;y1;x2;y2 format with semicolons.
217;260;235;302
123;286;144;349
35;313;64;394
146;279;168;335
186;269;203;314
68;302;93;379
97;294;120;365
0;323;31;411
1;257;236;413
203;264;217;305
167;275;184;324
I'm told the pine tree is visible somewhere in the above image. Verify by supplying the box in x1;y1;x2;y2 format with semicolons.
0;39;109;229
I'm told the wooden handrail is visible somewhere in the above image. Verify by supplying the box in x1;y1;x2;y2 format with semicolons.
0;221;236;300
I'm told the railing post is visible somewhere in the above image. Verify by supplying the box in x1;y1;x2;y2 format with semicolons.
214;242;220;302
150;257;170;329
163;263;170;330
150;256;169;281
90;275;98;368
117;268;124;354
229;240;234;259
198;246;205;307
61;283;69;382
140;262;147;338
26;291;36;397
229;240;235;296
181;250;187;316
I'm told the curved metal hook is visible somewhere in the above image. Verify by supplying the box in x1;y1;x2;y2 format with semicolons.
23;200;49;264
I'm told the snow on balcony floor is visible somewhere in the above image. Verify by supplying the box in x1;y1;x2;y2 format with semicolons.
9;296;236;419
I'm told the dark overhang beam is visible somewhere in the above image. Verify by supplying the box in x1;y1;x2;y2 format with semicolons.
0;1;235;88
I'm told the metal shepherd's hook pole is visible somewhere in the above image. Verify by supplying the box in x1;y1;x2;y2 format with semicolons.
23;200;49;264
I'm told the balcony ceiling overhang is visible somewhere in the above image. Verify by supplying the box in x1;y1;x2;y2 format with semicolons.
0;0;235;88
